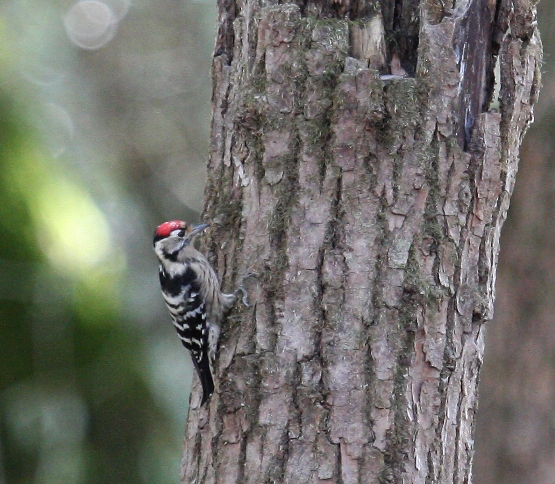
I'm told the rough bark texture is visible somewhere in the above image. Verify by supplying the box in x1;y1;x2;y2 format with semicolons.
181;0;541;481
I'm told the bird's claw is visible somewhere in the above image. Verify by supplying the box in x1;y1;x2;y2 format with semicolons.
235;286;251;307
236;273;257;308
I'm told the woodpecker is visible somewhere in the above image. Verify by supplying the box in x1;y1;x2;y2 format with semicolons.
153;220;243;405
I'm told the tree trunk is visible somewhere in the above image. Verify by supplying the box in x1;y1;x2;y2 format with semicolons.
181;0;541;481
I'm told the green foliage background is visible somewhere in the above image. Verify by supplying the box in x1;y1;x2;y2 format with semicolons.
0;1;216;482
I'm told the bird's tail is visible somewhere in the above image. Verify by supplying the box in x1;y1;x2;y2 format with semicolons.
191;352;215;405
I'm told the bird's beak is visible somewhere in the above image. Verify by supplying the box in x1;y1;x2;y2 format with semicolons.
190;223;209;238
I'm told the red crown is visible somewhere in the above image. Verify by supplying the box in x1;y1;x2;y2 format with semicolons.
155;220;184;237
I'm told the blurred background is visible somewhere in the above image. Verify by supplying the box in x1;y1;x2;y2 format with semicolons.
0;0;552;483
0;0;214;483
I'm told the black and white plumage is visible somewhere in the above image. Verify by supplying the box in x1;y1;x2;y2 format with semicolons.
153;220;237;405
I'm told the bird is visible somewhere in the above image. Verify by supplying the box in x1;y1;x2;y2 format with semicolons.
153;220;248;405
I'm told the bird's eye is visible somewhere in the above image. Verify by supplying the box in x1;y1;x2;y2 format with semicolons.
170;229;185;238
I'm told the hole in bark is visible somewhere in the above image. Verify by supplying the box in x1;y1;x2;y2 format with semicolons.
472;310;484;323
295;0;420;76
384;0;420;76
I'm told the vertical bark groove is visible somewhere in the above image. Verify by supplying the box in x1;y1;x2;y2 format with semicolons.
182;0;542;482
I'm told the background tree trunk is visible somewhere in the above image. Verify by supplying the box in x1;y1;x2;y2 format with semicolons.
181;0;541;481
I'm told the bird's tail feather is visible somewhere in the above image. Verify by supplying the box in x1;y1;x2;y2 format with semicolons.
191;352;214;405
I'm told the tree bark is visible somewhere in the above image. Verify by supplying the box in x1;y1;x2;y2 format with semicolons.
181;0;541;481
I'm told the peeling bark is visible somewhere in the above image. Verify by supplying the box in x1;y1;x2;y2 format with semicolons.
182;0;541;482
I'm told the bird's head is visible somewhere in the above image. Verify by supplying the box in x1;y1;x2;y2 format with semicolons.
153;220;209;261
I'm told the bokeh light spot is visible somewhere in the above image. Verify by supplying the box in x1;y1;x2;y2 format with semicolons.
35;178;112;273
63;1;118;50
